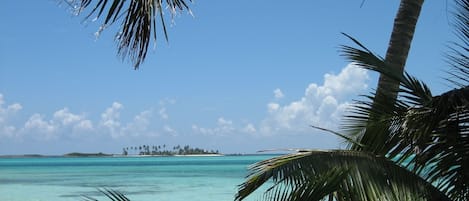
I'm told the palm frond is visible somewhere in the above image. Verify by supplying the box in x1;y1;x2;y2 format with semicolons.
236;151;450;201
340;37;434;158
340;5;469;197
69;0;192;69
82;188;131;201
446;0;469;87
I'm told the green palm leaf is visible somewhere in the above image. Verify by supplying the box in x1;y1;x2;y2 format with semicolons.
339;1;469;198
236;151;450;201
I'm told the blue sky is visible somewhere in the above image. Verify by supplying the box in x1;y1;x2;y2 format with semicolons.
0;0;456;155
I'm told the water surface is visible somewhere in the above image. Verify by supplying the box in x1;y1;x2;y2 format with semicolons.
0;155;275;201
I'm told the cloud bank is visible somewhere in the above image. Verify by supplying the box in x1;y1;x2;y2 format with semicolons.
0;64;369;153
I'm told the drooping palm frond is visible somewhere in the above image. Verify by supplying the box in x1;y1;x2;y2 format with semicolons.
236;151;450;201
68;0;192;69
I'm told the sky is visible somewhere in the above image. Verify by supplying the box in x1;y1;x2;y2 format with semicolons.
0;0;457;155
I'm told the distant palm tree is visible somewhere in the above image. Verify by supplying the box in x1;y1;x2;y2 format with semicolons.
236;0;469;200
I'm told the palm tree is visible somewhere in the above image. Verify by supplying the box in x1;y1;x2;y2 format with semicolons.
69;0;192;69
358;0;425;157
375;0;424;105
236;0;469;200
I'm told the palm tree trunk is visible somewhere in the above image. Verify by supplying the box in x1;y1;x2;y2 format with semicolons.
355;0;425;153
376;0;424;103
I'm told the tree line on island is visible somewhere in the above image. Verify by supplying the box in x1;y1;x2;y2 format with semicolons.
121;145;220;156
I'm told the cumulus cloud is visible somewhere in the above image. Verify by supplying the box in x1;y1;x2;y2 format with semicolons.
0;94;22;137
24;114;57;139
274;88;285;99
242;123;257;134
54;108;81;125
98;103;162;138
121;110;155;137
158;98;176;120
189;63;369;139
20;107;94;140
259;63;369;136
76;120;93;130
192;117;235;136
100;102;123;137
53;108;93;131
159;108;169;120
0;94;180;144
267;103;280;113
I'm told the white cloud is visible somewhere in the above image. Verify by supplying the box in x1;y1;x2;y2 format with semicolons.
1;125;17;138
54;108;82;125
0;94;22;137
188;64;369;139
159;107;169;120
24;114;57;139
76;120;93;130
158;98;175;120
217;117;232;126
163;125;178;136
259;63;369;136
121;110;153;137
100;102;123;137
267;103;280;113
242;123;257;134
274;88;285;99
0;95;180;143
192;117;235;136
53;108;93;131
20;107;94;140
7;103;22;112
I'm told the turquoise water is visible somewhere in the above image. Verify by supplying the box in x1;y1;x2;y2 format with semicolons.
0;155;275;201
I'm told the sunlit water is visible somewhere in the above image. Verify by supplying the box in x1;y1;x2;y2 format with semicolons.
0;155;276;201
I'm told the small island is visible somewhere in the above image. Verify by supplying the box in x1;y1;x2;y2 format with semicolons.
122;144;221;156
64;152;112;157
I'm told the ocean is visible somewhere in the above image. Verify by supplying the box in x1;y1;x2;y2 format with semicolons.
0;155;276;201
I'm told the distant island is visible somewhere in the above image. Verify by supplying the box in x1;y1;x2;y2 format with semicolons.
122;144;221;156
0;145;222;158
64;152;112;157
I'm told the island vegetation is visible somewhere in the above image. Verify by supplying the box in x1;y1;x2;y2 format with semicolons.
121;144;220;156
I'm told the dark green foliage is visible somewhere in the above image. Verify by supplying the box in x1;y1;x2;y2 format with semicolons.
236;0;469;200
236;151;450;201
122;144;220;156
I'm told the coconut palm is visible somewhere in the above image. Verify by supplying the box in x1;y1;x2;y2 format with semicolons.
374;0;424;105
68;0;192;69
236;0;469;200
359;0;425;163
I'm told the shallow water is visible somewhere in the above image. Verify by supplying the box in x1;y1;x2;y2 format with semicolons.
0;155;275;201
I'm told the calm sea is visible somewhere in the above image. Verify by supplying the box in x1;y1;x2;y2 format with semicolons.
0;155;276;201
